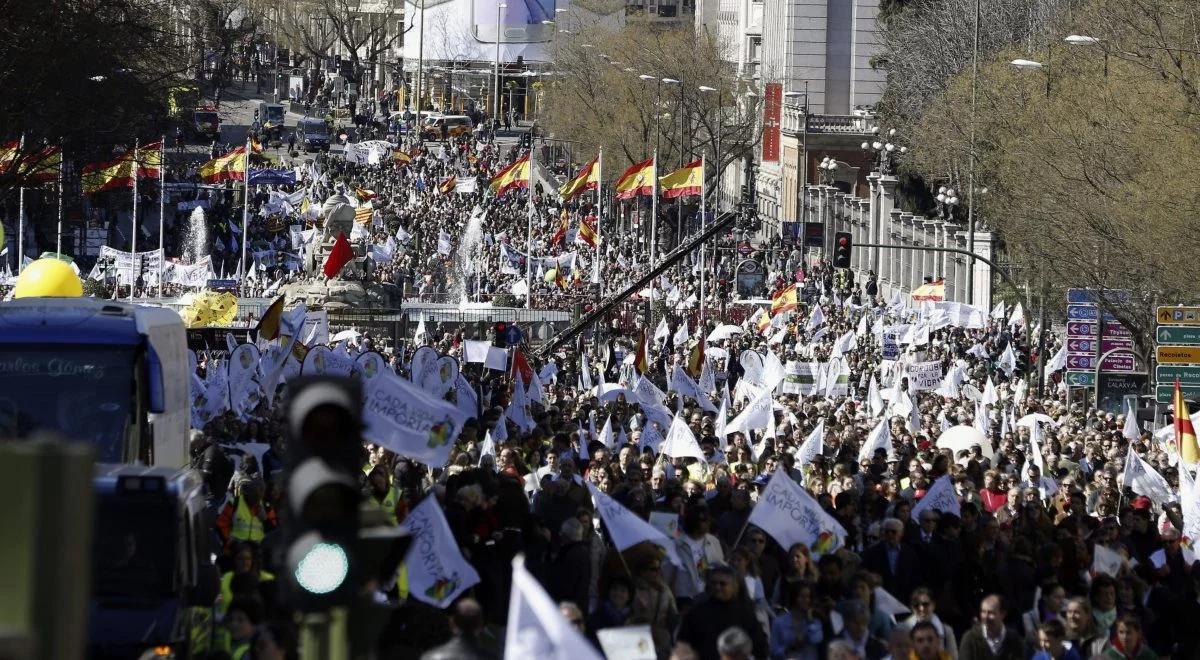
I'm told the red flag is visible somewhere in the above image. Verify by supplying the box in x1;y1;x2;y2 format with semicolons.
323;232;354;278
511;348;534;385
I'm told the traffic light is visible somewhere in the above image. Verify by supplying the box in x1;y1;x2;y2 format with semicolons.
494;321;508;348
282;377;364;612
833;231;853;269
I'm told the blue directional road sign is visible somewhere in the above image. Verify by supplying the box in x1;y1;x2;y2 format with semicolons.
1066;304;1118;322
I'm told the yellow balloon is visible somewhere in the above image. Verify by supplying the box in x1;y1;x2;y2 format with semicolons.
13;258;83;299
544;268;558;283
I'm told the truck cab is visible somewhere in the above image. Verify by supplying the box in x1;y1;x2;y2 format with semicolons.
89;465;219;659
0;298;190;466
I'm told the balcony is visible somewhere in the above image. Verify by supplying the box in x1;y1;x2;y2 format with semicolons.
782;103;878;136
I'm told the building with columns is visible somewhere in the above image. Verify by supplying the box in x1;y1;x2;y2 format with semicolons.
799;172;995;307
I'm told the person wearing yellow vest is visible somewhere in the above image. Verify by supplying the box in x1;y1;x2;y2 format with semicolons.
216;597;261;660
367;464;400;525
216;479;275;552
216;543;276;619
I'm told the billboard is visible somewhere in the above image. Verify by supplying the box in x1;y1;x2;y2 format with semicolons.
402;0;624;65
761;82;782;163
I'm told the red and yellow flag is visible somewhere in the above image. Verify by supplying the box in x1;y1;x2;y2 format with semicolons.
756;309;772;335
634;329;650;375
615;158;656;200
576;215;599;248
911;279;946;302
394;150;412;166
659;158;703;199
355;187;377;202
550;208;569;247
560;156;599;201
82;151;135;194
438;175;457;195
771;284;798;315
134;141;163;180
0;142;62;184
1175;379;1200;463
199;146;250;184
490;155;531;195
354;206;373;226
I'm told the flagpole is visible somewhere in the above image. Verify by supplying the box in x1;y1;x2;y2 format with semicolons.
240;136;250;289
648;150;658;319
596;148;603;254
131;138;139;302
525;152;534;309
55;151;64;256
699;153;707;326
16;134;25;271
158;136;165;299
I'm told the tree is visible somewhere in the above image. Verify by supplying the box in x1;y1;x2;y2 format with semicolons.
899;0;1200;360
543;23;760;200
320;0;405;79
0;0;189;189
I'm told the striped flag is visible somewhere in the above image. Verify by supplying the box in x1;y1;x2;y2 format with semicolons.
575;215;599;248
354;206;373;226
614;157;656;200
659;158;703;199
1176;380;1200;463
490;155;530;195
438;175;456;194
559;156;599;201
81;141;161;194
771;284;798;315
199;146;250;184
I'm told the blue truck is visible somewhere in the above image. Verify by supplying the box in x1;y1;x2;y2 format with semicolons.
0;297;190;466
89;465;219;659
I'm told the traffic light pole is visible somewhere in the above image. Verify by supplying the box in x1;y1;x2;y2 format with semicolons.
856;241;1044;394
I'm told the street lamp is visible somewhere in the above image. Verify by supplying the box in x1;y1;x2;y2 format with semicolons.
1064;34;1100;45
1010;58;1044;69
494;2;507;125
818;156;839;185
861;130;905;175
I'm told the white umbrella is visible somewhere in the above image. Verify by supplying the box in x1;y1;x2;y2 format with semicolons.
936;424;994;461
707;324;744;342
331;329;361;342
589;383;633;402
705;346;730;362
1017;413;1057;428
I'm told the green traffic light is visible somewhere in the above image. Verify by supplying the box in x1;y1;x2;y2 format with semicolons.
295;541;349;594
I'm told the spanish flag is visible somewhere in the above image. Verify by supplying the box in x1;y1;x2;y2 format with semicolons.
560;156;599;201
549;208;569;247
756;310;772;335
911;279;946;302
438;175;457;195
554;265;568;290
615;158;656;200
576;215;599;248
200;146;250;184
771;284;798;315
355;187;377;202
82;149;136;194
490;155;531;195
0;142;62;184
394;150;411;166
687;336;705;378
660;158;704;199
634;329;650;375
134;141;163;179
1175;380;1200;463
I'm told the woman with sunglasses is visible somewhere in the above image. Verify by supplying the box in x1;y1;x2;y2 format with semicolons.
899;587;959;659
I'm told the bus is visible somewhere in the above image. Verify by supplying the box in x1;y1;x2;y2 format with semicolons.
0;298;190;466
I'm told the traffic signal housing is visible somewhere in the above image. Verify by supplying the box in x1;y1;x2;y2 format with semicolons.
282;376;364;612
833;231;853;268
493;321;508;348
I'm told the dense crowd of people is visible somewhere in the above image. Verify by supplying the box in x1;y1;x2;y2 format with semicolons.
186;231;1194;660
9;103;1188;660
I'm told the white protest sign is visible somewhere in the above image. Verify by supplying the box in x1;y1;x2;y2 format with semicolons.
596;626;656;660
907;360;943;392
400;496;481;608
910;475;961;521
362;370;468;467
747;470;846;557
